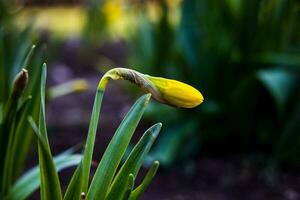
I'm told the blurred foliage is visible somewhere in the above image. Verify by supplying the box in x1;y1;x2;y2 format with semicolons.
15;0;131;41
129;0;300;168
0;11;76;197
0;24;44;193
0;3;89;197
16;6;86;37
84;0;106;39
84;0;135;41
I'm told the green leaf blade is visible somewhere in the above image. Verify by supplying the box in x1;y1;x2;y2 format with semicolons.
129;161;159;200
87;94;151;200
63;162;83;200
121;174;135;200
80;89;104;193
35;64;62;200
105;123;162;200
9;154;81;200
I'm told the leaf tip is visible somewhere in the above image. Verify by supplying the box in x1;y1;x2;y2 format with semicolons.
146;92;152;99
144;93;152;105
153;160;159;166
128;173;135;188
128;173;135;180
156;122;162;128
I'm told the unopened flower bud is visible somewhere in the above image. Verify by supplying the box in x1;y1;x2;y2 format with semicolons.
12;68;28;99
98;68;204;108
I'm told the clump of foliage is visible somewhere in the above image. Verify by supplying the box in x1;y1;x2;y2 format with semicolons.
4;66;201;200
0;44;83;199
0;24;44;195
28;65;162;200
0;4;89;197
0;35;84;199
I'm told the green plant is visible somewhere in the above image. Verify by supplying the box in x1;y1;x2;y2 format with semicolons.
0;56;82;199
129;0;300;167
0;12;88;197
18;66;201;200
0;24;44;195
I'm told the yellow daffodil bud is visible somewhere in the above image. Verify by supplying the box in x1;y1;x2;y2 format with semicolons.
98;68;204;108
146;76;203;108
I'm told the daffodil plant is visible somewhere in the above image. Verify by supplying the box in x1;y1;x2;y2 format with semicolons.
0;43;88;200
8;66;202;200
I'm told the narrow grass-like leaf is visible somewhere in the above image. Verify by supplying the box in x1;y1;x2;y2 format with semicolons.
87;94;151;200
2;115;17;194
106;123;162;200
63;162;83;200
61;77;104;197
121;174;135;200
39;63;48;141
23;44;36;69
76;88;104;194
0;104;3;122
9;154;81;200
28;117;62;200
2;96;31;193
13;53;42;177
10;96;32;178
129;161;159;200
0;29;8;102
1;68;28;195
35;63;62;200
106;174;135;200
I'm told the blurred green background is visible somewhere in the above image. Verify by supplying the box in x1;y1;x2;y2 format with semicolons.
1;0;300;198
129;0;300;169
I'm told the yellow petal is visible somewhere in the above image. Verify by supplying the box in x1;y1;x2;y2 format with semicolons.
147;76;204;108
